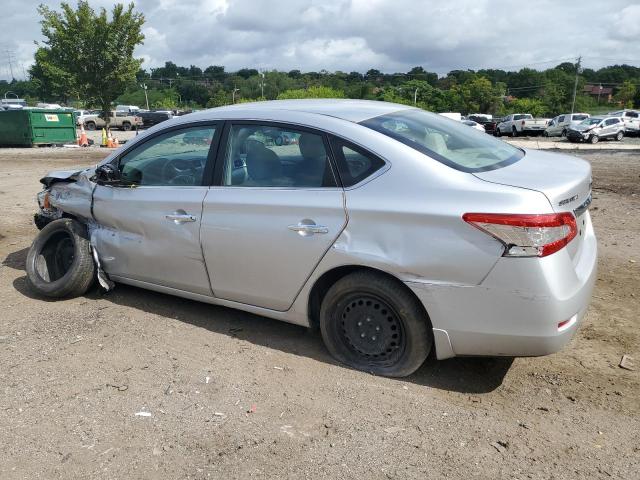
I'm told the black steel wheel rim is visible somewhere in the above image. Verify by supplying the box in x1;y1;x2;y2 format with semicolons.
338;294;405;365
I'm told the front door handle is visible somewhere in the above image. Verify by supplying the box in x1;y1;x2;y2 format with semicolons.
288;221;329;236
166;213;197;223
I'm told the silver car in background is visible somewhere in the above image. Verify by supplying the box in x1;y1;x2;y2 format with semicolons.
544;113;590;137
567;116;625;144
27;100;597;377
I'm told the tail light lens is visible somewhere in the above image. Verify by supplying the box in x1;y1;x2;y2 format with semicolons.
463;212;577;257
521;120;526;126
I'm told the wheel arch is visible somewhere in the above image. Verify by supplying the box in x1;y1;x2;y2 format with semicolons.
307;264;432;331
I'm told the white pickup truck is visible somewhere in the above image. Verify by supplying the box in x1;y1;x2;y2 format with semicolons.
608;109;640;136
495;114;548;137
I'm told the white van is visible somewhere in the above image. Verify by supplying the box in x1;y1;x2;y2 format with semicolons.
544;113;590;137
115;105;140;114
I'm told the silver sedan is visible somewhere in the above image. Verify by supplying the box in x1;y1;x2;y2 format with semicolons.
27;100;597;377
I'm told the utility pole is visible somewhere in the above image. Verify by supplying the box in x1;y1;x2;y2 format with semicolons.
5;50;15;81
140;83;149;110
571;55;582;115
232;87;239;104
413;87;419;106
259;70;265;99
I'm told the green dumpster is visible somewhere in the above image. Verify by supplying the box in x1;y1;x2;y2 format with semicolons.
0;109;77;147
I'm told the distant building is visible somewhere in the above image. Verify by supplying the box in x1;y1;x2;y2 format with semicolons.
583;84;613;103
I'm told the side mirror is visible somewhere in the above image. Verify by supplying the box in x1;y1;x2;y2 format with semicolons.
95;164;121;185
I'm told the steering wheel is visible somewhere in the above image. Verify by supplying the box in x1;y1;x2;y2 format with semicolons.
162;158;197;185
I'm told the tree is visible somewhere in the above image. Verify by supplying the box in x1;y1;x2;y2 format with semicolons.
615;80;637;108
33;1;144;123
277;85;345;100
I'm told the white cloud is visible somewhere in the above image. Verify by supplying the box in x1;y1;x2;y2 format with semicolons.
1;0;639;80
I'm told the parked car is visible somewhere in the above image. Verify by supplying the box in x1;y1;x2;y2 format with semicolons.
567;116;625;144
82;111;143;131
462;120;486;132
468;115;500;135
137;110;173;127
544;113;590;138
495;114;548;137
607;109;640;136
26;99;596;377
115;104;141;114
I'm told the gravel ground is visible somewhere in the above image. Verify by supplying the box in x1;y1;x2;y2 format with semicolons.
0;147;638;479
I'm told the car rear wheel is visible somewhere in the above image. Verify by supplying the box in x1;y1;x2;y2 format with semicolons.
616;131;624;141
122;122;132;131
542;131;549;137
26;218;95;298
590;134;599;144
561;129;568;138
495;128;501;137
85;121;96;131
319;271;432;377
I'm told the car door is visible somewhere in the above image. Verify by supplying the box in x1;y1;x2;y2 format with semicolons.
200;122;347;311
602;118;616;138
91;122;220;296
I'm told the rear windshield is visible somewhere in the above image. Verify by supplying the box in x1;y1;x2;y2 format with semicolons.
360;109;524;172
572;114;589;121
513;114;532;120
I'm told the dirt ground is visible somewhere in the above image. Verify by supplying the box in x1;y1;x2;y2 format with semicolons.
0;146;638;479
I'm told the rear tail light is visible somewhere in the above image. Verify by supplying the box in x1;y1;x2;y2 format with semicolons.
463;212;577;257
521;120;525;126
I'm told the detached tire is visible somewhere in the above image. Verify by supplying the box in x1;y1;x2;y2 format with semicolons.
319;271;432;377
26;218;95;298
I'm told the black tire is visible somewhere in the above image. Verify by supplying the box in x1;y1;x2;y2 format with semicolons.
85;121;96;131
495;128;502;137
274;136;283;146
561;129;568;138
26;218;95;298
121;122;132;131
615;131;624;141
511;127;518;137
319;271;432;377
542;131;549;137
590;134;599;144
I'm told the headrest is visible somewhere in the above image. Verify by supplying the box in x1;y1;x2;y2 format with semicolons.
246;141;281;181
299;134;325;159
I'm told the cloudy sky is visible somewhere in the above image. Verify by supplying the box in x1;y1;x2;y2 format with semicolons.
2;0;640;80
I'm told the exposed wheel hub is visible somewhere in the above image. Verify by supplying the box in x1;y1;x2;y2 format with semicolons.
340;295;402;360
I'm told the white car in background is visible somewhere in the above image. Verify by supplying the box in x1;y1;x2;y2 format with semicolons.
544;113;590;138
607;109;640;136
462;120;486;132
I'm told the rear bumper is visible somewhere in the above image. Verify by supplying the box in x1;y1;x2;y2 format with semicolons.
407;212;597;360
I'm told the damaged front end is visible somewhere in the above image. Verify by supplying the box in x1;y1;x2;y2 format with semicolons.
32;166;115;293
34;167;96;230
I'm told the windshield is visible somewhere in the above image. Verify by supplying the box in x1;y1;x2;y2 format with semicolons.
360;109;524;172
581;118;602;126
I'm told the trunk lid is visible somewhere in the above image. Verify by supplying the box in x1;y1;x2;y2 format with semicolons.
473;149;592;260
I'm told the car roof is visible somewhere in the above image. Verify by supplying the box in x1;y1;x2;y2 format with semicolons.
187;99;413;123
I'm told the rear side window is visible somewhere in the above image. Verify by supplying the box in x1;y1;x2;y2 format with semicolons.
329;137;385;187
558;115;565;123
221;124;337;188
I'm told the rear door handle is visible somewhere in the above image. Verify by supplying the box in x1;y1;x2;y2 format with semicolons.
166;213;197;223
288;221;329;236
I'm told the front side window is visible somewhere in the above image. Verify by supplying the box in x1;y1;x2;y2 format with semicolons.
605;118;618;126
361;109;524;172
221;124;336;188
118;125;216;186
557;115;565;123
